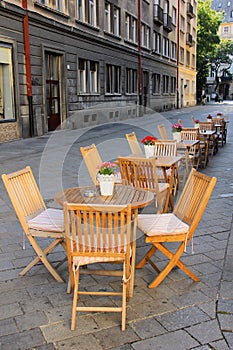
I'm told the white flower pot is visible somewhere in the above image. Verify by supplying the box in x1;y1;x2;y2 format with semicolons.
172;132;181;142
194;123;200;129
98;174;115;196
144;145;155;158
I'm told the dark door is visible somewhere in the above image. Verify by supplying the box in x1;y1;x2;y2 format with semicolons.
45;54;61;131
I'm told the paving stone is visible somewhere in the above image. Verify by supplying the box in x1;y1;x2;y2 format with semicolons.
56;333;103;350
0;318;18;337
155;306;210;331
217;314;233;331
185;319;223;344
15;311;49;332
110;345;134;350
0;328;45;350
197;301;217;319
94;326;139;349
209;339;230;350
219;281;233;298
35;344;57;350
131;329;199;350
217;299;233;313
223;331;233;349
0;288;30;307
0;302;23;321
130;317;166;339
170;290;211;308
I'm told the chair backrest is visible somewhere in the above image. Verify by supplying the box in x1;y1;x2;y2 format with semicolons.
64;203;132;260
181;128;199;140
2;166;46;233
198;122;214;131
125;132;143;155
80;144;103;185
153;140;177;157
118;156;161;196
174;168;216;242
157;124;169;140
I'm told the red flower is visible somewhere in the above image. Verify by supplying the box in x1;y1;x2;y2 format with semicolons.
141;135;158;145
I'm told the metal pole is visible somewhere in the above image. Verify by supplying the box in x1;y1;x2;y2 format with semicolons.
138;0;142;109
176;0;180;109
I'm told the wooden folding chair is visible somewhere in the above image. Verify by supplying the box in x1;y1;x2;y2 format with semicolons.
118;157;170;213
64;203;136;331
80;143;103;185
125;132;143;155
153;140;179;196
136;169;217;288
2;166;66;282
180;128;200;169
157;124;169;140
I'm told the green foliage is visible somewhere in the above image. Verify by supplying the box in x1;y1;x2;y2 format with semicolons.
196;0;223;96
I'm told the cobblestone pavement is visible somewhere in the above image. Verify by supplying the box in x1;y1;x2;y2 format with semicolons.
0;102;232;350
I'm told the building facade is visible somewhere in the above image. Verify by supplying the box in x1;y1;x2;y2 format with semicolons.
208;0;233;100
0;0;197;141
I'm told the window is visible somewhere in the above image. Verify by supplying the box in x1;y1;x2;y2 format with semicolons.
0;44;15;121
105;1;120;36
78;58;99;94
180;15;185;32
162;37;169;57
186;51;190;66
125;13;137;43
126;68;137;94
77;0;98;27
185;80;190;93
192;54;195;68
192;27;196;41
141;23;150;49
172;6;177;25
162;75;169;94
152;73;160;94
171;76;176;93
223;26;229;33
106;64;121;94
180;47;184;63
171;41;177;60
37;0;67;12
227;1;231;6
153;31;161;53
186;50;190;66
231;10;233;18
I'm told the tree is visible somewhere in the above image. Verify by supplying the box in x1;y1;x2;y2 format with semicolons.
196;0;223;98
208;40;233;92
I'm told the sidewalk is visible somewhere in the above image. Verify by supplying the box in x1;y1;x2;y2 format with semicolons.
0;104;232;350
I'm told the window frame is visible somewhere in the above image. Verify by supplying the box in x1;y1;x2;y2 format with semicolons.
77;0;99;27
78;58;99;95
126;68;138;94
152;73;161;94
106;64;121;95
0;42;17;122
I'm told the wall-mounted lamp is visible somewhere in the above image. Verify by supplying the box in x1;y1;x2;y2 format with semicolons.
184;84;187;88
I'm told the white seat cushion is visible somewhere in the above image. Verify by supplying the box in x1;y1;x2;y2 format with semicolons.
27;208;64;232
138;213;189;236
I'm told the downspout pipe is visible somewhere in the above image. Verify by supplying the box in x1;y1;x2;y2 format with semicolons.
138;0;142;108
176;0;180;109
22;0;34;137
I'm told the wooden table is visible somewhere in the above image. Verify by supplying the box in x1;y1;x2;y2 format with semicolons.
55;184;154;210
177;139;199;150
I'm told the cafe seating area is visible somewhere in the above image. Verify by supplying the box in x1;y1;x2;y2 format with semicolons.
2;111;227;332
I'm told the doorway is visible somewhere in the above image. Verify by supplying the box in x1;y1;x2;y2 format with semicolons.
45;54;61;131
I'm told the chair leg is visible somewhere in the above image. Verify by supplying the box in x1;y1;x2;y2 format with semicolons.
157;242;200;282
122;262;127;331
136;246;157;269
71;268;80;330
148;242;185;288
20;235;64;282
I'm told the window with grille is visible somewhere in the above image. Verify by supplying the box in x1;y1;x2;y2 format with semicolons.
106;64;121;94
152;73;161;94
78;58;99;94
162;75;169;94
105;1;120;36
77;0;98;27
126;68;137;94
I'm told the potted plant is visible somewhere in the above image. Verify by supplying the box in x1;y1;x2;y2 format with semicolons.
141;135;158;158
171;123;183;142
194;119;200;128
97;161;117;196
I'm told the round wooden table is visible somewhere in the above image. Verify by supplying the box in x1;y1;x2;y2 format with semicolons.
55;184;154;210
